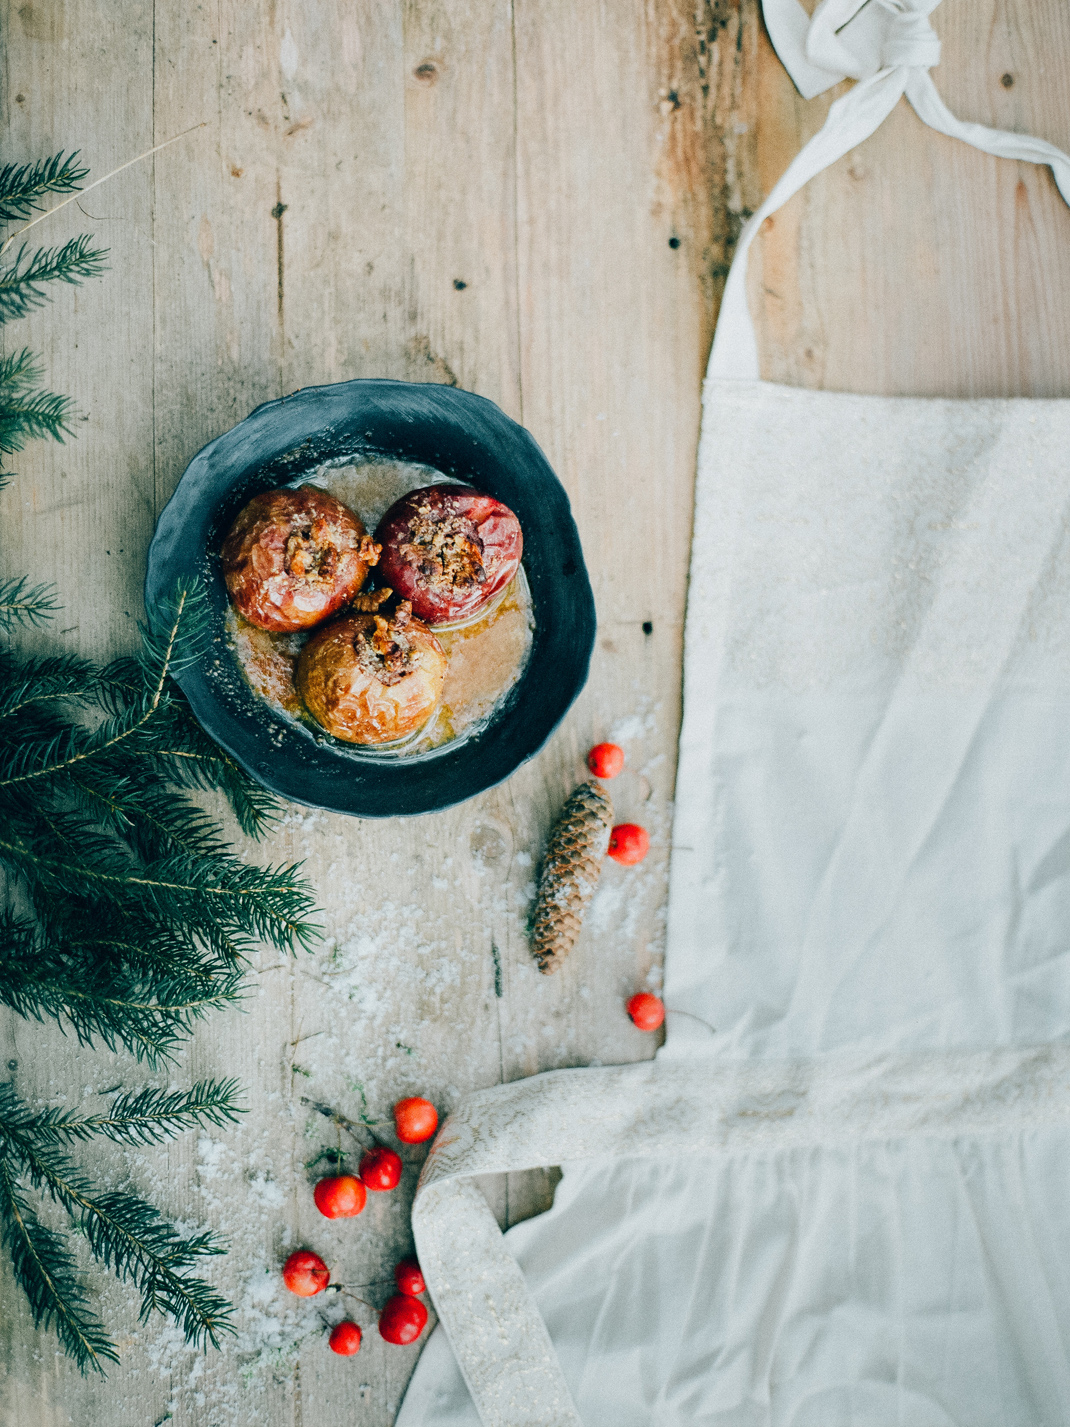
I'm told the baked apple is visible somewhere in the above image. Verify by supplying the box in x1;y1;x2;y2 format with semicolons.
295;601;447;745
222;485;380;632
375;485;522;625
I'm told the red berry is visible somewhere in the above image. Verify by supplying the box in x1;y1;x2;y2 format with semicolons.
359;1146;403;1191
394;1097;438;1144
379;1293;429;1346
313;1174;367;1219
329;1320;363;1356
607;823;649;865
587;742;625;779
627;992;665;1031
394;1257;426;1296
282;1249;330;1297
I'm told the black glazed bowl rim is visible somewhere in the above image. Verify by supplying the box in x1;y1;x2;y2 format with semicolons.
144;379;596;818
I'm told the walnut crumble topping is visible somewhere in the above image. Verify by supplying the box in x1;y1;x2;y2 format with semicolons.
284;527;380;583
353;601;418;685
350;586;394;614
399;498;485;591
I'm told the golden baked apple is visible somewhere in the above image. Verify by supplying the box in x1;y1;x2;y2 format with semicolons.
295;602;447;745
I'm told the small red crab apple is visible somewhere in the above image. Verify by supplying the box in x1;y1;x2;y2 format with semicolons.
627;992;665;1032
394;1097;438;1144
587;742;625;779
359;1146;403;1191
379;1293;429;1345
394;1257;427;1296
282;1250;330;1297
607;823;649;866
313;1174;367;1219
329;1321;363;1356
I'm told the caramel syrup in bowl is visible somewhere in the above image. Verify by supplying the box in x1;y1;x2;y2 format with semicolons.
224;456;535;756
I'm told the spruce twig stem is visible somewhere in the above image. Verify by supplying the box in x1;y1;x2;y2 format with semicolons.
0;145;321;1372
301;1098;381;1147
0;124;207;258
666;1008;717;1037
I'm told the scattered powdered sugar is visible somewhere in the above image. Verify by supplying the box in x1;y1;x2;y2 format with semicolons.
234;1268;329;1385
608;702;658;745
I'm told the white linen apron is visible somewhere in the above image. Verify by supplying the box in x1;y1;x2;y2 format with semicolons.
399;4;1070;1423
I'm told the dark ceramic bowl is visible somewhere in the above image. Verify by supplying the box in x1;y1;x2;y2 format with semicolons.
144;379;595;818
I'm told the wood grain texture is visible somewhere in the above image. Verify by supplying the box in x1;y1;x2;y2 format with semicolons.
1;0;1068;1423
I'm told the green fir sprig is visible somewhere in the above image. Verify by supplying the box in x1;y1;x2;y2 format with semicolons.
0;152;90;224
0;1079;240;1370
0;237;108;322
0;349;76;464
0;151;320;1372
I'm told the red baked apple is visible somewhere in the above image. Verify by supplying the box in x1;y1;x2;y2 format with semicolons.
222;485;380;632
295;601;447;745
375;484;522;625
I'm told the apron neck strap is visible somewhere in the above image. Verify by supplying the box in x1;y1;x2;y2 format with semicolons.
709;0;1070;382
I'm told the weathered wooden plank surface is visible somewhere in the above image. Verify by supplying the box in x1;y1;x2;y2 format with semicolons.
1;1;1069;1424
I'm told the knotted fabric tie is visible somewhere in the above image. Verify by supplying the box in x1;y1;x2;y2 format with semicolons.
709;0;1070;380
782;0;942;95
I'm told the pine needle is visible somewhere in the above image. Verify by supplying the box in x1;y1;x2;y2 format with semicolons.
0;576;59;629
0;152;90;224
0;237;109;322
0;146;310;1377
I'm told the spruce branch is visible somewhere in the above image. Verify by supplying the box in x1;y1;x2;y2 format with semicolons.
0;1158;117;1373
0;349;77;464
0;145;319;1375
0;582;212;789
0;388;75;454
88;1080;244;1146
0;1080;242;1152
0;152;90;224
0;828;319;957
0;346;42;388
0;1093;235;1350
134;725;281;839
0;236;109;322
0;575;59;629
0;650;107;723
0;910;246;1064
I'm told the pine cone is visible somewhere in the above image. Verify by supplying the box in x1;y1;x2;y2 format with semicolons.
529;780;613;974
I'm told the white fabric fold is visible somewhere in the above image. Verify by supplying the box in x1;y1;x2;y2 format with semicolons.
409;1048;1070;1426
766;0;942;95
400;4;1070;1423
